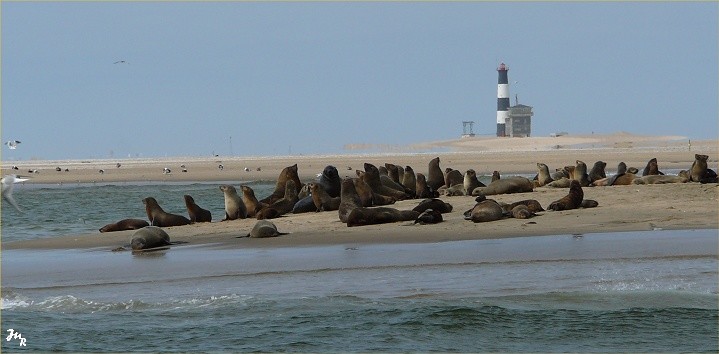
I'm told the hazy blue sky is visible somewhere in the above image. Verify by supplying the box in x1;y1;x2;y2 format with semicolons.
2;2;717;160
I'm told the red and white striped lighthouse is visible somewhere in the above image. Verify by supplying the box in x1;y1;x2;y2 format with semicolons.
496;62;510;137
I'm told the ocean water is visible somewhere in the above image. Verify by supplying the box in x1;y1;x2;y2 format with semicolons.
1;182;718;352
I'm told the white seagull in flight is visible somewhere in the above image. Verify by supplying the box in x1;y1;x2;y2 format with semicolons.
1;174;29;212
5;140;21;149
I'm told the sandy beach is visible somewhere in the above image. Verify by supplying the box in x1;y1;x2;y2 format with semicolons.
2;133;717;250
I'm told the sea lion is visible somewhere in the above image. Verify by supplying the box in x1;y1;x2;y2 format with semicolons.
380;174;409;193
183;195;212;223
241;185;269;218
262;180;299;218
130;226;171;251
633;175;688;184
535;163;554;187
547;177;572;188
260;164;302;205
412;198;453;214
464;199;504;223
690;154;709;182
491;171;501;182
442;184;465;196
142;197;191;227
472;176;534;196
580;199;599;208
548;180;584;211
415;209;443;224
444;168;464;189
246;220;288;238
401;165;417;197
255;208;281;220
345;206;420;227
415;173;434;198
352;174;376;207
362;163;409;200
642;158;663;176
310;182;341;211
463;169;485;195
573;160;590;187
509;204;534;219
317;165;341;198
339;177;363;223
501;199;545;214
219;185;248;220
588;161;607;183
386;163;401;184
297;183;312;200
291;195;318;214
551;168;569;181
427;157;445;191
100;218;150;233
616;162;628;175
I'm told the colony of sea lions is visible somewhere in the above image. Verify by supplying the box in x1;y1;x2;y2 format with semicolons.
89;154;715;252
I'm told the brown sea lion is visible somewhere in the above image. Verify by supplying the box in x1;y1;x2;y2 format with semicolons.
255;208;281;220
491;171;501;182
241;185;269;218
535;163;554;187
130;226;171;250
501;199;545;214
443;184;465;196
339;177;363;223
246;220;288;238
463;169;485;195
548;180;584;211
345;206;420;227
362;163;409;200
260;164;302;205
427;157;445;192
633;175;688;184
401;165;417;197
310;182;341;212
588;161;607;183
380;174;409;193
444;168;464;189
142;197;191;227
100;218;150;233
352;174;376;207
183;195;212;223
510;204;534;219
386;163;401;184
464;199;504;223
415;209;443;224
219;185;248;220
642;158;663;176
262;180;299;218
473;176;534;196
412;198;453;214
690;154;709;182
415;173;434;198
574;160;590;187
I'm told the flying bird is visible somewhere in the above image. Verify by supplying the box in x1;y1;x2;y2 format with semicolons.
113;60;128;64
1;174;29;212
5;140;21;149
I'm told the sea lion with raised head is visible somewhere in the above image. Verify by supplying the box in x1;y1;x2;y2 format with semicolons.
386;163;401;184
183;195;212;223
401;165;417;197
690;154;709;182
415;173;434;198
535;163;554;187
310;182;341;211
588;161;607;183
491;171;501;182
427;157;445;191
241;185;269;218
318;165;342;198
463;169;485;195
219;185;248;220
354;172;395;206
548;180;584;211
130;226;171;251
246;220;288;238
463;199;504;223
472;176;534;196
574;160;590;187
100;218;150;233
262;180;299;218
642;158;663;176
444;168;464;189
339;177;364;223
345;206;420;227
142;197;191;227
362;163;409;200
260;164;302;205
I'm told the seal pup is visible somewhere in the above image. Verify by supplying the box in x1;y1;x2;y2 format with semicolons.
509;204;534;219
415;209;443;224
100;218;150;233
241;185;269;218
548;180;584;211
464;199;504;223
588;161;607;183
345;206;419;227
472;176;534;196
426;157;445;191
535;163;554;187
130;226;171;251
339;177;364;223
1;174;28;212
246;220;288;238
260;164;302;205
183;195;212;223
642;158;663;176
401;165;417;197
412;198;453;214
219;185;248;220
142;197;191;227
310;182;341;212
